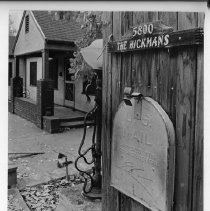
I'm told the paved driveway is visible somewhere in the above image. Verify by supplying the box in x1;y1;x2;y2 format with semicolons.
8;112;94;187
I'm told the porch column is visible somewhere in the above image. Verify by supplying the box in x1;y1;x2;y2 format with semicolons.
14;56;19;77
42;49;49;79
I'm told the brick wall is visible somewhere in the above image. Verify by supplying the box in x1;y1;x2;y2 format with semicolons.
9;78;54;129
13;98;40;127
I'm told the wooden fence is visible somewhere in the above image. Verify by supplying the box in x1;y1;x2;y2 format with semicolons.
102;12;204;211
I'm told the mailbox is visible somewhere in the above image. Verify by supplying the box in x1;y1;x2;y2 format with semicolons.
111;89;175;211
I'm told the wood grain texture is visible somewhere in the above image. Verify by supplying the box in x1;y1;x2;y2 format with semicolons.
191;14;204;211
112;12;122;117
174;12;198;211
175;46;197;211
198;13;205;28
158;12;178;32
178;12;198;30
102;11;204;211
121;12;133;93
119;11;133;211
102;11;115;211
157;12;178;114
192;46;203;211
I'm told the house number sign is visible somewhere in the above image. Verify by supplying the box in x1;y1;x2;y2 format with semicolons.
117;23;169;51
107;21;203;53
111;97;175;211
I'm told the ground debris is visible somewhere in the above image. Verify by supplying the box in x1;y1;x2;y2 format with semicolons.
19;174;85;211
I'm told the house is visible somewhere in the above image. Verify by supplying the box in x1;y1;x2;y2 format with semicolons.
10;10;96;131
8;35;16;100
12;10;96;111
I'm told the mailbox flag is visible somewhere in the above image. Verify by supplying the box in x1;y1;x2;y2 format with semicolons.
80;39;103;70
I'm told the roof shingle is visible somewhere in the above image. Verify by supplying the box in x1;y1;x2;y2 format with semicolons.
32;10;83;43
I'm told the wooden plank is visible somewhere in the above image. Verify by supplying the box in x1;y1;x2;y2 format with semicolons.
144;11;158;22
101;11;114;211
192;46;203;211
198;12;205;28
192;14;204;211
158;12;178;32
178;12;198;30
157;12;177;114
112;12;122;116
141;12;158;100
133;12;144;26
121;12;133;93
131;198;145;211
132;12;145;96
119;11;133;211
157;49;170;113
110;11;122;211
175;46;197;211
174;12;198;211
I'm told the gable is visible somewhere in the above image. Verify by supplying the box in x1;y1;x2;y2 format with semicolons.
14;11;45;56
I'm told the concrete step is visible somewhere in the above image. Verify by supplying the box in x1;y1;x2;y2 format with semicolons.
43;115;94;133
44;115;85;122
60;120;94;129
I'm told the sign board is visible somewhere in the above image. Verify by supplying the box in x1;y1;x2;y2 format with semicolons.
107;22;203;53
111;97;175;211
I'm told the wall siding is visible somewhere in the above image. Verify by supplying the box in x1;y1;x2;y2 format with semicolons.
26;57;42;102
102;11;204;211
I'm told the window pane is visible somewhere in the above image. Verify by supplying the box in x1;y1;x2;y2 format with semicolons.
30;62;37;86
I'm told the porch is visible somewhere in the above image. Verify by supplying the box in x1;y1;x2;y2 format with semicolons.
43;105;94;133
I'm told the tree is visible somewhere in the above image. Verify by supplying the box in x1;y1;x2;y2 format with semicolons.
9;14;17;36
51;11;107;80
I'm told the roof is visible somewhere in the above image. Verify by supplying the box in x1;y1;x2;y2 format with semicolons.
9;36;16;55
32;11;83;43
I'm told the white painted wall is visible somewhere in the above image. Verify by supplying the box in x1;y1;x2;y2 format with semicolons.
26;57;42;102
14;11;44;56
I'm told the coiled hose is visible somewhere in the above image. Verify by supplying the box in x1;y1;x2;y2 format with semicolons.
74;104;98;193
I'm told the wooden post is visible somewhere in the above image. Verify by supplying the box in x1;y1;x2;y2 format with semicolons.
42;49;49;79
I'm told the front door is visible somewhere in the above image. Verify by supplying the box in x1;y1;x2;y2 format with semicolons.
64;58;75;107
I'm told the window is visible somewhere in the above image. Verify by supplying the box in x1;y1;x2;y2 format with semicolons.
8;62;12;86
25;15;29;33
49;58;58;89
30;62;37;86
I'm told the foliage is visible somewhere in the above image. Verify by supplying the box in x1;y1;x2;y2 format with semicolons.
9;14;17;36
52;11;107;80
